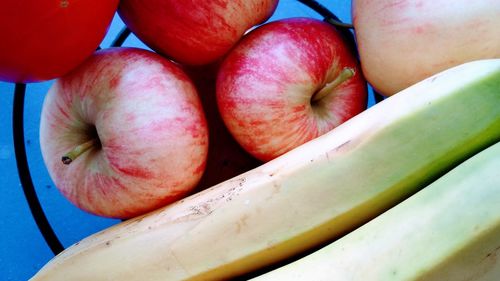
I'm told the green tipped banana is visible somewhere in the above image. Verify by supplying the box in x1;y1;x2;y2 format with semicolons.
253;141;500;281
31;60;500;281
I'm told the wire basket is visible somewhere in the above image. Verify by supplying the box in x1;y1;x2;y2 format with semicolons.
0;1;381;280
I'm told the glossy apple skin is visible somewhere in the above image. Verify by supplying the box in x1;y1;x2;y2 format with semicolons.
183;63;263;192
39;47;209;218
0;0;118;83
117;0;278;66
216;18;367;162
353;0;500;96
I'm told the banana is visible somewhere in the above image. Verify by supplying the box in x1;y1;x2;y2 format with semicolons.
30;59;500;281
252;141;500;281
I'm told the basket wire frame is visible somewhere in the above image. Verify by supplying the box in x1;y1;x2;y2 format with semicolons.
12;0;382;258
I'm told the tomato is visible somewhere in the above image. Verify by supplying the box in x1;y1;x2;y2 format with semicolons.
0;0;119;83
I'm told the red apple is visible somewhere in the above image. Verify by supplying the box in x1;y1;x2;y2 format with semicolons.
353;0;500;96
216;17;367;162
117;0;279;66
183;63;263;192
0;0;118;83
39;47;209;218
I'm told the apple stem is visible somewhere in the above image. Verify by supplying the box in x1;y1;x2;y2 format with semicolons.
312;67;355;102
62;138;97;165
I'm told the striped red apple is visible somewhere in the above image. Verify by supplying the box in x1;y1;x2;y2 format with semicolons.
39;47;209;218
353;0;500;96
118;0;279;66
216;18;368;162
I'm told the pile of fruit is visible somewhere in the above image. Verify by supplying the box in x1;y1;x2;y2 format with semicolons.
1;0;499;280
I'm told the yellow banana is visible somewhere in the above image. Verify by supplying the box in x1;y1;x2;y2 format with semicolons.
30;59;500;280
253;141;500;281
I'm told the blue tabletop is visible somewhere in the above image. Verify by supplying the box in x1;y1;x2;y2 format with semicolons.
0;1;366;280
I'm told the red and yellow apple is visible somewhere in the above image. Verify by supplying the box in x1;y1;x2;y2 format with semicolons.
117;0;279;66
39;47;209;218
353;0;500;96
216;18;368;162
183;63;263;192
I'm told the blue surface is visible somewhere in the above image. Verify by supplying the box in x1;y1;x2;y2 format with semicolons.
0;1;366;280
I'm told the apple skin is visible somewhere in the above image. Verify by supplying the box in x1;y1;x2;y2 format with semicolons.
183;63;263;192
39;47;209;218
117;0;279;66
352;0;500;96
216;17;368;162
